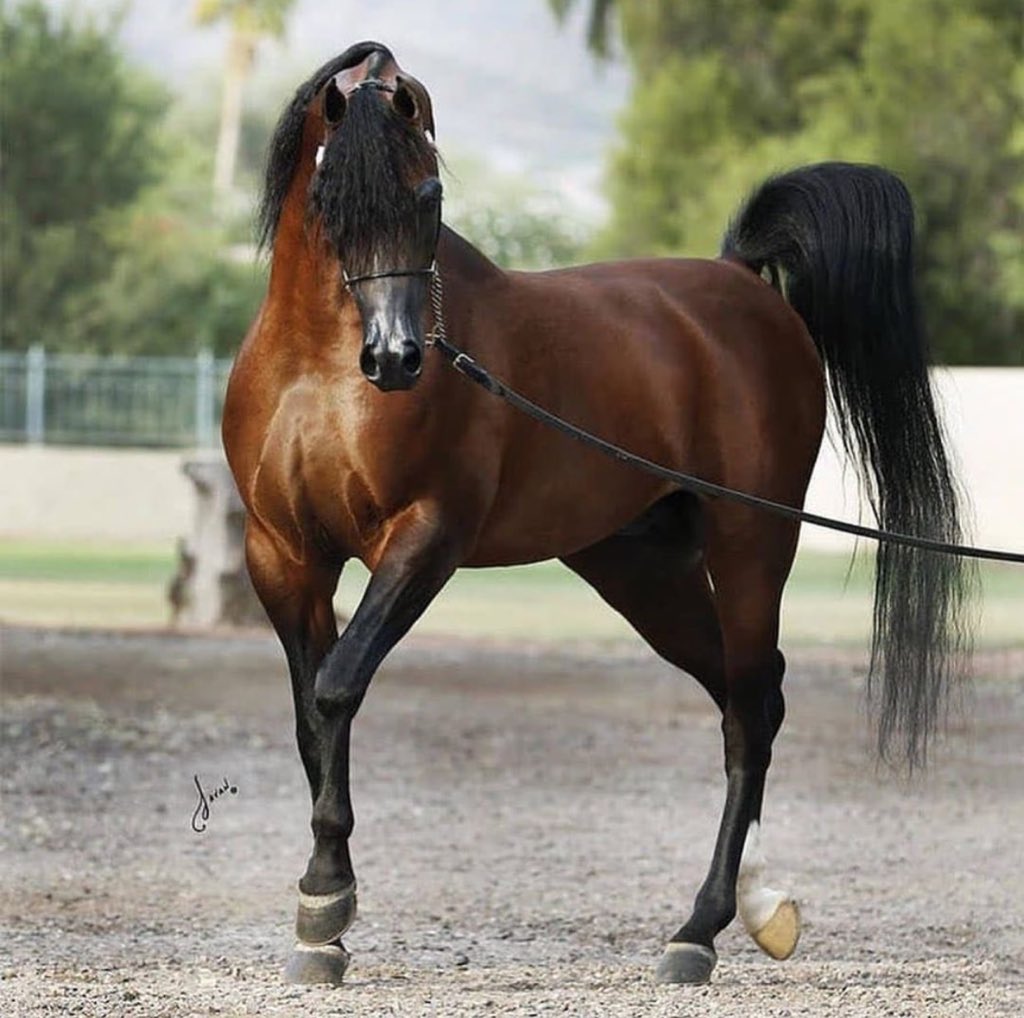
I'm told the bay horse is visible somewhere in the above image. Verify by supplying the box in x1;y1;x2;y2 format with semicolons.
222;42;971;985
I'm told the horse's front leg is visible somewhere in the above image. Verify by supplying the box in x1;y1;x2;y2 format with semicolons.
245;523;341;805
290;508;461;982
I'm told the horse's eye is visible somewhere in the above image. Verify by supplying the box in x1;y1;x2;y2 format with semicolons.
415;177;443;207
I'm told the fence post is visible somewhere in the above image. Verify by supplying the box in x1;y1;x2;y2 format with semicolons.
195;349;215;449
25;345;46;444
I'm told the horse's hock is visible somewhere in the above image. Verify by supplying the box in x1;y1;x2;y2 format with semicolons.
170;457;266;628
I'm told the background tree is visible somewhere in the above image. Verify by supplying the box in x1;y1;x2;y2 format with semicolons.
1;1;265;356
551;0;1024;364
0;1;165;350
443;154;586;271
193;0;297;198
61;127;266;357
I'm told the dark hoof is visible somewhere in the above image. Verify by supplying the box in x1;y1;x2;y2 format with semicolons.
655;942;717;985
284;941;350;985
296;882;357;946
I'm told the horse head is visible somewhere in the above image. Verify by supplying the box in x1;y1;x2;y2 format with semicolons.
261;43;442;391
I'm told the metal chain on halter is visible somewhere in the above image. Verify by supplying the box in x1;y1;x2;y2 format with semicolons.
426;268;447;347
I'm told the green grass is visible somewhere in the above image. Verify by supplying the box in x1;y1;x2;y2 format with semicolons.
0;538;1020;648
0;539;174;583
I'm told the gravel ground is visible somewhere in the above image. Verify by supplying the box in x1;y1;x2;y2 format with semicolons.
1;625;1022;1017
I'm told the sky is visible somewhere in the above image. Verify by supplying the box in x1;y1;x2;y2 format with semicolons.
51;0;632;218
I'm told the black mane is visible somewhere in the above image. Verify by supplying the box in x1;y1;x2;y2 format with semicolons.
256;41;391;252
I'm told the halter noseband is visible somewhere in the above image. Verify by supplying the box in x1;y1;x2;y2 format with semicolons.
342;262;447;349
342;260;437;287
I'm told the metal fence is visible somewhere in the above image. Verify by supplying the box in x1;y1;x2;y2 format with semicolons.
0;348;232;448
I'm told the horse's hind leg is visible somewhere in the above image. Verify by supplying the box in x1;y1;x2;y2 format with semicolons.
655;509;801;983
563;494;799;983
561;493;726;710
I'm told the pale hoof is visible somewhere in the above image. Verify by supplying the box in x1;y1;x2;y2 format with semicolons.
736;822;800;961
749;897;801;960
284;941;350;984
295;882;357;946
654;942;717;984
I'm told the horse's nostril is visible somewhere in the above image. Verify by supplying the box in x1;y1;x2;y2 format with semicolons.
401;345;422;377
360;345;379;378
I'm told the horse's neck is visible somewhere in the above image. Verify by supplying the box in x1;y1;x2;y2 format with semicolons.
437;226;505;290
266;221;356;341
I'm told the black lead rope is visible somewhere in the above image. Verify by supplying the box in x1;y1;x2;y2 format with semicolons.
428;332;1024;566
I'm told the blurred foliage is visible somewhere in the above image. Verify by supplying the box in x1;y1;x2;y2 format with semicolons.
550;0;616;58
1;1;264;356
1;2;586;358
553;0;1024;364
62;128;266;357
443;155;588;271
194;0;295;38
1;1;162;349
193;1;298;196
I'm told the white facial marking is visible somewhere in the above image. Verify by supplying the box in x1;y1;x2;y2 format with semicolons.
315;144;325;167
736;821;789;935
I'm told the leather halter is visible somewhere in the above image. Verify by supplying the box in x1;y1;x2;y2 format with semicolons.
343;263;447;351
342;260;437;287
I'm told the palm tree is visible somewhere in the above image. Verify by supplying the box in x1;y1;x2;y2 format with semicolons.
548;0;616;58
194;0;297;197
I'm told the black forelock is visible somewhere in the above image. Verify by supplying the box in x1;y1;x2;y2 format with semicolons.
308;87;437;271
256;42;394;252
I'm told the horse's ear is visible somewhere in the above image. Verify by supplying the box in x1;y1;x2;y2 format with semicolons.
393;83;418;122
395;75;435;139
323;78;347;126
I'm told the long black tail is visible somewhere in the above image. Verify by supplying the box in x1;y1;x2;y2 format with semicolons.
721;162;974;766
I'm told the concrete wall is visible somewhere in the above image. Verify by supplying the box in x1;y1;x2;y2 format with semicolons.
804;368;1023;552
0;446;194;543
1;368;1021;553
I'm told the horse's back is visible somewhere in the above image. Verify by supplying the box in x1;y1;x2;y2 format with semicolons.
529;256;820;382
507;256;825;494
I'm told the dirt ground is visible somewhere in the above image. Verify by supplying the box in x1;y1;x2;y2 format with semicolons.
1;625;1022;1017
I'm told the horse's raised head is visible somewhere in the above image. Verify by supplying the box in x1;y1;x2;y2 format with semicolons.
259;43;442;391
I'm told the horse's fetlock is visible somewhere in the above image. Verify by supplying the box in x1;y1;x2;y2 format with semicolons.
311;812;353;843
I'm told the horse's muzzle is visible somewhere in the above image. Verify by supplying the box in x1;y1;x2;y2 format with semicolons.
360;334;423;391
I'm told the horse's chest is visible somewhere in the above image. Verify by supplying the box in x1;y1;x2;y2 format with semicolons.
244;382;376;556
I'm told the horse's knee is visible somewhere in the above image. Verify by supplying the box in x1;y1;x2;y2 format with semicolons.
311;644;358;716
313;669;362;718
